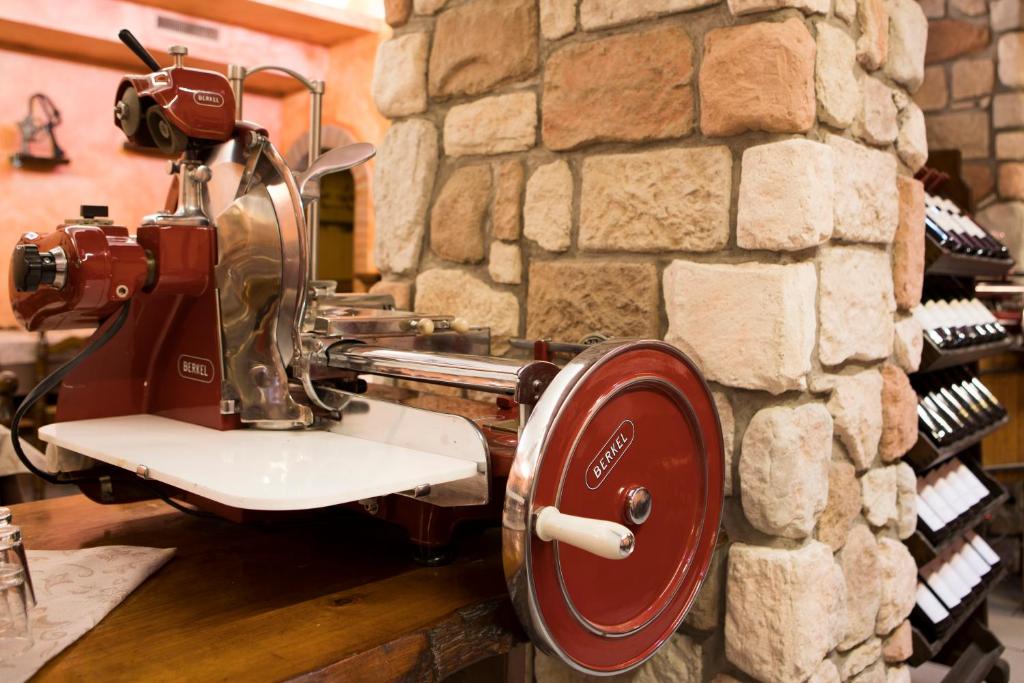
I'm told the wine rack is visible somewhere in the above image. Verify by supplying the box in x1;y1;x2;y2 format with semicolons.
908;185;1014;682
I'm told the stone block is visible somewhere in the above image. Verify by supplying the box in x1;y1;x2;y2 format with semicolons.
995;92;1024;128
384;0;412;26
953;0;987;15
374;119;439;275
415;269;519;352
897;102;928;172
716;390;737;496
527;261;660;342
728;0;828;15
819;245;896;366
444;93;537;157
492;160;524;241
816;22;861;129
853;662;887;683
685;542;727;631
963;163;996;200
858;0;890;70
810;660;842;683
413;0;446;14
373;33;429;118
818;461;862;551
523;160;573;252
926;111;989;159
914;66;949;111
998;131;1024;159
896;461;918;539
1000;163;1024;199
952;58;994;99
823;369;885;470
540;0;576;39
664;260;816;394
876;537;917;634
887;664;911;683
856;77;899;145
737;139;834;251
893;315;923;373
920;0;944;17
837;0;857;22
369;279;411;310
883;621;913;662
893;176;925;310
837;524;882;649
862;466;899;526
840;637;882;678
999;32;1024;87
925;19;990;64
992;0;1024;30
488;242;521;284
579;0;718;30
542;25;694;150
977;202;1024;262
430;166;490;263
827;134;899;243
880;365;919;462
885;0;928;89
428;0;538;98
700;19;816;137
580;147;731;252
740;403;833;539
726;542;845;683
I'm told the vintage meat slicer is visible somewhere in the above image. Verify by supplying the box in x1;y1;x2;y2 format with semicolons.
6;31;725;675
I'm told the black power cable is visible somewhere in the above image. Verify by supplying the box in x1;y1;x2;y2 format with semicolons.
9;303;214;518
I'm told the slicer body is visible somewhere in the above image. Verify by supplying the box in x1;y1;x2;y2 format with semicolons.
8;39;726;676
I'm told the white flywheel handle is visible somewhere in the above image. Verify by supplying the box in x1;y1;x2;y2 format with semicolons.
534;506;635;560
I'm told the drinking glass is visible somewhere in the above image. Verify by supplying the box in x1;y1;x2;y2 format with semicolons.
0;527;33;608
0;563;32;661
0;507;10;527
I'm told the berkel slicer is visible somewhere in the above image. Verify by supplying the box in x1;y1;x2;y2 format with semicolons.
7;31;725;675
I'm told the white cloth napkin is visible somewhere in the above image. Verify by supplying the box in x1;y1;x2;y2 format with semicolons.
0;545;175;682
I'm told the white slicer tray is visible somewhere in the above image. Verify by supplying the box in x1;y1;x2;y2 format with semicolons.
39;414;480;511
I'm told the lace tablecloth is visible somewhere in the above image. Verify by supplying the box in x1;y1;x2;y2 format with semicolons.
0;545;175;682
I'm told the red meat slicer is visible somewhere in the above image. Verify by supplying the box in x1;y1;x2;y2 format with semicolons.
6;31;724;675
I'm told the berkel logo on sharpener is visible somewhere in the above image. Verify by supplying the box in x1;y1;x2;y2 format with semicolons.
585;419;635;490
178;354;214;383
192;90;224;107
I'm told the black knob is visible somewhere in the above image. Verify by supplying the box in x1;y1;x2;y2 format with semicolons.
80;205;108;220
12;244;57;292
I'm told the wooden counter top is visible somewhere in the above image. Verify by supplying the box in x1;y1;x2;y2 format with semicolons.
12;494;523;681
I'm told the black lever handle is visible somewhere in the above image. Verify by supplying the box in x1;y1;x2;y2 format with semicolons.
118;29;161;72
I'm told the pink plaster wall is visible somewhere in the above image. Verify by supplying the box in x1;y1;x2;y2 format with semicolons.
0;48;283;328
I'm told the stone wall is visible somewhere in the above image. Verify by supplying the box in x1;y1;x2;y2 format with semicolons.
915;0;1024;254
372;0;928;680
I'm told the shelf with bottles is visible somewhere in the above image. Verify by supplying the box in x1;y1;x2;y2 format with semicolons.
907;457;1007;565
914;297;1014;372
908;368;1009;469
910;616;1007;682
924;193;1014;277
910;531;1005;665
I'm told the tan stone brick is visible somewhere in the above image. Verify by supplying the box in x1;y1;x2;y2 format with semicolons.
374;119;439;275
540;0;576;40
925;19;991;64
883;621;913;662
858;0;890;70
384;0;412;26
428;0;538;98
810;660;842;683
840;637;883;678
816;22;861;129
856;77;899;145
838;524;883;649
992;0;1024;30
920;0;945;18
543;25;694;150
444;93;537;157
896;461;917;539
953;0;987;15
580;146;731;252
997;131;1024;159
876;537;917;634
963;162;996;200
827;134;899;242
837;0;857;22
526;261;659;341
999;162;1024;199
893;315;923;373
820;370;885;470
492;160;524;241
430;166;490;263
373;33;429;118
523;160;573;252
369;279;412;309
664;260;816;394
737;139;834;251
853;662;886;683
977;201;1024;260
999;32;1024;87
897;102;928;171
413;0;446;14
728;0;828;16
926;110;990;159
415;269;519;352
819;245;896;365
700;19;816;137
487;242;521;284
726;542;845;683
740;403;833;539
893;176;925;310
881;365;919;461
862;466;899;526
995;92;1024;128
685;542;727;630
952;58;994;99
716;392;737;496
579;0;718;30
914;66;949;111
818;461;861;551
886;0;928;88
